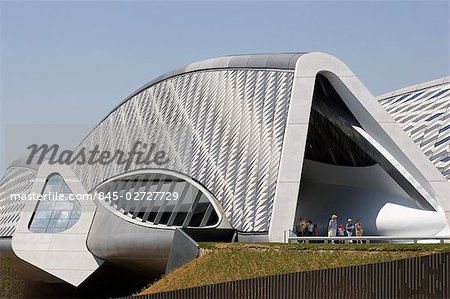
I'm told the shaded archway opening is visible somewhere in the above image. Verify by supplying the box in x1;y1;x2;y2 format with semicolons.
295;74;441;236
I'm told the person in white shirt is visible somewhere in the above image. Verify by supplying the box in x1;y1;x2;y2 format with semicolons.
328;214;338;243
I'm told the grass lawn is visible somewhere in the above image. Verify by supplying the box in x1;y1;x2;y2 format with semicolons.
139;242;450;295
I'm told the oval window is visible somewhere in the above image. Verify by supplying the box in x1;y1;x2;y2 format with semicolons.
94;171;220;228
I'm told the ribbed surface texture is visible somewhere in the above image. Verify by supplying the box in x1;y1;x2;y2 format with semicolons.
378;82;450;180
0;167;37;236
72;69;294;232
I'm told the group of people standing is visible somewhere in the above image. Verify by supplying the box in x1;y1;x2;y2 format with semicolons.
295;218;320;236
295;215;364;243
328;215;364;243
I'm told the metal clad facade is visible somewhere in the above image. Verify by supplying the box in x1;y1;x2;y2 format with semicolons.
378;81;450;180
72;69;294;232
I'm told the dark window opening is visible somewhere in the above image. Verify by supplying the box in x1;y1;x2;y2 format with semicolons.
95;172;220;228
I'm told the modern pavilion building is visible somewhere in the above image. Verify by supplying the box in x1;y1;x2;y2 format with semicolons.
0;52;449;295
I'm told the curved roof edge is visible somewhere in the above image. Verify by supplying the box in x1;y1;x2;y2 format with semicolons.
124;53;306;104
6;157;40;171
75;53;307;151
377;76;450;100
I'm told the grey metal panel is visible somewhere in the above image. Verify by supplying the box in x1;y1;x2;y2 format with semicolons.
86;201;173;274
267;54;292;69
72;69;294;232
211;56;232;68
228;55;251;68
164;228;199;274
246;54;271;68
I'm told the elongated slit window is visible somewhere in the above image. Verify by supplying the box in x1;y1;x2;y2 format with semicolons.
95;171;220;228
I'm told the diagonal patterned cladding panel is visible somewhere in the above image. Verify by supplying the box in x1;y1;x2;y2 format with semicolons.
378;81;450;180
72;69;294;232
0;167;37;237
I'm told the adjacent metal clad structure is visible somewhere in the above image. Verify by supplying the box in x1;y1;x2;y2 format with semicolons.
378;77;450;180
121;252;450;299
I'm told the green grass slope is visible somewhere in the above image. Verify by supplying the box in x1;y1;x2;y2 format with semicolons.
139;243;450;295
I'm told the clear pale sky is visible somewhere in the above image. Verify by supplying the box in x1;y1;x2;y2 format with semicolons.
0;0;449;172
